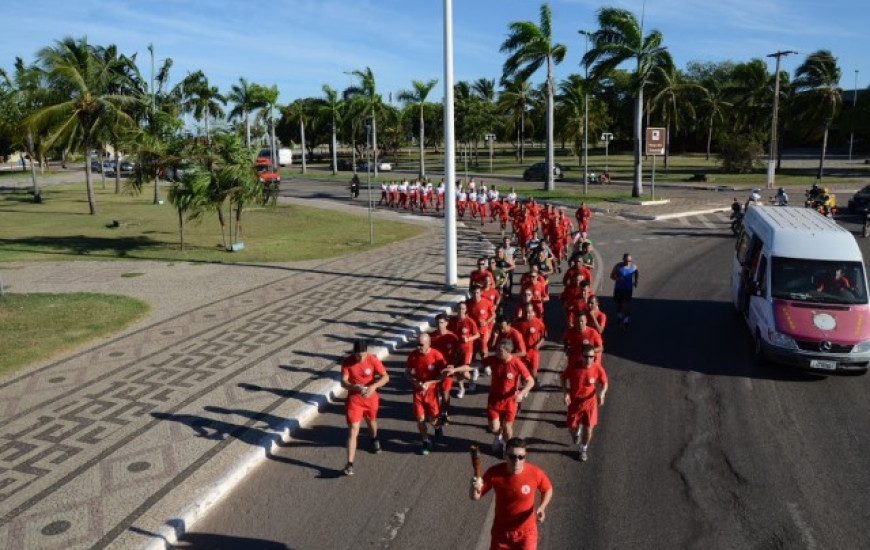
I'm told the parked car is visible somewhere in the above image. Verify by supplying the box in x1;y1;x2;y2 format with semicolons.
119;161;135;174
357;160;393;172
336;159;354;171
166;161;195;182
848;184;870;214
90;160;102;173
523;162;564;182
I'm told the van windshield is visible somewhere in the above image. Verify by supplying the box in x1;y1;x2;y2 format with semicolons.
771;257;868;305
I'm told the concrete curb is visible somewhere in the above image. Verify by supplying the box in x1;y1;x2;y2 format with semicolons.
139;285;471;550
619;206;730;221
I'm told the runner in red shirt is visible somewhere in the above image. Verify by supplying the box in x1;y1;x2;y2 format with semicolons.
585;295;607;335
562;256;592;288
490;317;526;359
513;303;546;379
512;288;544;321
470;437;553;550
481;340;534;455
404;333;449;455
563;314;603;362
467;285;497;360
575;202;592;242
480;275;502;316
560;345;608;462
470;258;497;290
564;280;594;329
340;339;390;476
447;302;480;387
430;313;466;417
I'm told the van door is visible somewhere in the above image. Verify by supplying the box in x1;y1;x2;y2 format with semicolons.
747;254;768;333
739;236;764;315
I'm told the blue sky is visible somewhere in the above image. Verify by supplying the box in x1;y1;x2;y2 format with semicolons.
3;0;868;108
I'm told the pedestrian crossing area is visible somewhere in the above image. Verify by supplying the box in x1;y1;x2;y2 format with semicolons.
595;211;733;247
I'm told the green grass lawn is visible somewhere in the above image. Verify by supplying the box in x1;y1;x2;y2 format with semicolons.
0;184;426;262
0;292;150;376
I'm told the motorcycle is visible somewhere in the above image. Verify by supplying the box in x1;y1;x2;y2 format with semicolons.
804;187;836;217
730;200;743;236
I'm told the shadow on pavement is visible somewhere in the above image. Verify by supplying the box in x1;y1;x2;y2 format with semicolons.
128;521;294;550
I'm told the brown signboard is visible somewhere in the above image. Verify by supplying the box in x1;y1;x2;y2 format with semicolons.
645;127;666;155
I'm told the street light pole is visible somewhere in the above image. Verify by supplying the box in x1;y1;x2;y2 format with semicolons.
766;49;797;189
850;69;859;161
443;0;458;288
366;120;373;245
579;30;592;195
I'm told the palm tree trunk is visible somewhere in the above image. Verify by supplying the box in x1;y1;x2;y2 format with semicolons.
817;124;830;180
664;117;671;172
520;116;525;163
83;138;98;215
300;119;307;174
706;115;714;161
153;164;161;204
331;119;338;175
178;209;185;251
217;205;228;249
419;106;425;179
113;143;121;194
244;110;251;148
205;114;211;144
633;90;644;198
25;133;39;198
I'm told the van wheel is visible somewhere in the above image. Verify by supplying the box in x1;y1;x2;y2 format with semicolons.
753;330;769;367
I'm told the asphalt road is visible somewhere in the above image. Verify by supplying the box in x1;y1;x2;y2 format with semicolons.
180;180;870;549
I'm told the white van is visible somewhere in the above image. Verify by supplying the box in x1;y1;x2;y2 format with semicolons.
732;206;870;373
278;148;292;167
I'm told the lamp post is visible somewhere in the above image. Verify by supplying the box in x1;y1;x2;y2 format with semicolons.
365;118;373;245
443;0;458;287
485;133;495;173
850;69;859;161
579;30;592;195
766;50;797;189
601;132;613;175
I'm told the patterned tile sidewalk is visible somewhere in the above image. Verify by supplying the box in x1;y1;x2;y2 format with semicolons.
0;213;489;550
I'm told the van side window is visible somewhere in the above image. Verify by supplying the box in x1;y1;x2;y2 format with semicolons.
746;236;764;272
756;256;767;295
736;231;751;264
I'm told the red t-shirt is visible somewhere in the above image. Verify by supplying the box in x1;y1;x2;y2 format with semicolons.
492;327;527;356
563;327;603;357
513;318;546;349
576;206;591;223
513;301;544;321
448;316;479;343
405;348;447;385
482;462;552;535
466;297;496;329
483;355;531;402
341;354;387;388
520;279;548;303
430;330;461;364
481;287;501;306
470;269;496;289
561;363;607;401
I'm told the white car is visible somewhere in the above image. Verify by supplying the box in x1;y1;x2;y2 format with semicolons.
378;162;392;171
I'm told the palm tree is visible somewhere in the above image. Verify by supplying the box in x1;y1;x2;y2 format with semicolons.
344;67;385;178
227;77;265;148
793;50;842;181
698;79;733;160
256;84;280;169
283;99;310;174
497;76;534;162
648;58;695;170
2;58;49;199
397;78;438;180
166;166;209;251
583;8;670;197
500;3;567;191
315;84;343;174
180;70;226;143
28;36;137;214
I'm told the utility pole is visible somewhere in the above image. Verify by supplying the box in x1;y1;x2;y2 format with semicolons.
579;30;592;195
766;49;797;189
850;69;859;161
443;0;458;288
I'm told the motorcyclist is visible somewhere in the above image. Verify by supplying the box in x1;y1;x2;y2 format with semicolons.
350;174;360;198
744;188;762;212
773;187;789;206
730;197;742;218
806;182;823;204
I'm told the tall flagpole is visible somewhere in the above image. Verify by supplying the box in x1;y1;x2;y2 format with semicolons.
443;0;457;288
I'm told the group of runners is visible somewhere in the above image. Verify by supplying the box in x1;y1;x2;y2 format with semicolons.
337;188;641;548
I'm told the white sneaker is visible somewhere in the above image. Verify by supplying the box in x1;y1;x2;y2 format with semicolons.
483;366;492;377
572;430;582;446
471;368;480;381
455;385;465;399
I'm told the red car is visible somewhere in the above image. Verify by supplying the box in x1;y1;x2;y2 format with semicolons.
255;157;280;184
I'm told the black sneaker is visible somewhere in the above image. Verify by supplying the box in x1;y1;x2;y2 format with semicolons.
372;438;382;454
434;427;444;441
343;462;354;476
418;440;432;456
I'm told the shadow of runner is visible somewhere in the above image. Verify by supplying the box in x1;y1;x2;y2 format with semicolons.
128;522;294;550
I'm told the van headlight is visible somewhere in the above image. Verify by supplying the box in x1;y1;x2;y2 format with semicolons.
851;340;870;354
768;330;798;349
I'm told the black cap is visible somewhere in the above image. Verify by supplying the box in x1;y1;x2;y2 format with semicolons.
352;339;369;353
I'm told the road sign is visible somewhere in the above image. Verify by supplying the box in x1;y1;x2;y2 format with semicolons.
645;127;666;155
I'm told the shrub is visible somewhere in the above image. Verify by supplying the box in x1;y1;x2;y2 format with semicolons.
717;135;764;173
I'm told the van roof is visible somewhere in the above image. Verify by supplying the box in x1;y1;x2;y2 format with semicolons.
743;206;862;261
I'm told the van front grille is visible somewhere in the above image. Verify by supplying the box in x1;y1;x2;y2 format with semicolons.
794;339;853;353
